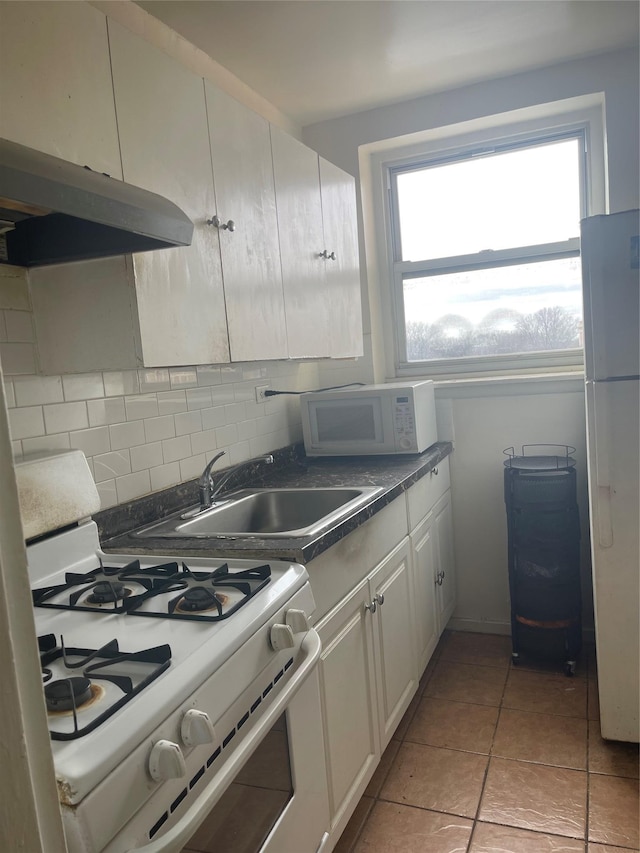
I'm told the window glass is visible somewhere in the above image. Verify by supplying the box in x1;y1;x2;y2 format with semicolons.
395;138;581;262
403;257;582;362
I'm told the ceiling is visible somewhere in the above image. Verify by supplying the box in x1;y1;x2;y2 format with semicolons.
136;1;640;126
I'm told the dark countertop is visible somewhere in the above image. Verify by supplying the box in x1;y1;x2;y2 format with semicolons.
99;442;452;564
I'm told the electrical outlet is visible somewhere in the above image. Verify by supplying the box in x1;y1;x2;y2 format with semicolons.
255;384;271;403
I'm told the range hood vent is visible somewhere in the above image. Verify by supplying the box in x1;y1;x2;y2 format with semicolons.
0;138;194;267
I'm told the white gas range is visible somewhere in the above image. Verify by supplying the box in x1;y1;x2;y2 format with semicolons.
22;453;330;853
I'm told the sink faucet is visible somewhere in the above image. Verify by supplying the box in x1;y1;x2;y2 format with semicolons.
198;451;274;510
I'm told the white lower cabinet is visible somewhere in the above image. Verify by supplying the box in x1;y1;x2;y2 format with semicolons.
410;512;440;675
316;538;417;841
433;491;456;633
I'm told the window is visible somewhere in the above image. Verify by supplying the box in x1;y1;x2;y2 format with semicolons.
387;132;587;375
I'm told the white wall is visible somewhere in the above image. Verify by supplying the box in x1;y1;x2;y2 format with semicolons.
304;47;640;633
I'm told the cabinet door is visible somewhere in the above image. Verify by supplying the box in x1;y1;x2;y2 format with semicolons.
370;538;418;750
270;126;329;358
0;2;121;177
316;579;379;833
410;514;440;675
319;158;363;358
434;491;456;634
205;84;288;362
109;21;229;367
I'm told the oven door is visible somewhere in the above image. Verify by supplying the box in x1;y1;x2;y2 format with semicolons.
124;630;329;853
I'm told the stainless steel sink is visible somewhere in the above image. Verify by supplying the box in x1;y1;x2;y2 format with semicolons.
134;486;383;539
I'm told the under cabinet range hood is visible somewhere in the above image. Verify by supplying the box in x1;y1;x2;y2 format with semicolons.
0;138;194;267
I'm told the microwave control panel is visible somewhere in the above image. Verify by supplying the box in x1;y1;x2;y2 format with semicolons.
393;395;416;449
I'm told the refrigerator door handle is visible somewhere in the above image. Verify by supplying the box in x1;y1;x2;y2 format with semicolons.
591;382;614;548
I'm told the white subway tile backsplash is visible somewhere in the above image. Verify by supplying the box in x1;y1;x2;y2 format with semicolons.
224;402;246;424
189;428;218;456
220;365;243;383
157;390;187;415
88;397;126;427
201;406;227;431
109;420;146;450
43;401;88;433
233;382;256;403
175;410;203;436
0;342;37;374
242;365;267;381
62;373;105;401
9;406;45;439
228;441;252;465
130;441;163;473
196;365;221;386
22;433;71;456
210;385;235;406
3;380;15;409
124;394;159;421
115;470;151;503
103;370;140;397
170;368;198;389
93;450;131;482
237;419;258;441
186;387;213;410
162;435;192;464
138;369;170;392
69;426;111;457
216;423;238;447
5;310;34;343
14;376;63;407
144;415;176;444
179;454;206;481
96;479;118;510
150;461;181;492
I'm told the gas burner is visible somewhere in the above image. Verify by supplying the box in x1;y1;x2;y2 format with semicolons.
45;676;93;712
86;581;127;605
32;560;271;622
38;634;172;740
175;586;221;613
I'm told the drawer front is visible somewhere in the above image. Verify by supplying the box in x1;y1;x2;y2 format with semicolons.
407;456;450;532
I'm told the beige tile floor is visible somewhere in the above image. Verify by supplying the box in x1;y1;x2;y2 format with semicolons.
334;631;639;853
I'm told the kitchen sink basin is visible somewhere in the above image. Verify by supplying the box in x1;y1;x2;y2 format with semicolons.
134;486;383;539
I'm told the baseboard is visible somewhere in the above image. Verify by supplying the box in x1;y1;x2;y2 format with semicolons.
446;617;596;644
446;618;511;636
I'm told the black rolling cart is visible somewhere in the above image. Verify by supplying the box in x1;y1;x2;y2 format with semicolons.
503;445;581;676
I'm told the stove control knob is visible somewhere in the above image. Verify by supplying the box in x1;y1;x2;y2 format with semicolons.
148;740;186;783
285;609;310;634
270;623;295;651
181;709;215;747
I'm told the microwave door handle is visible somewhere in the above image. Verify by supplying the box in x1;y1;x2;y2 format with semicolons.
126;629;322;853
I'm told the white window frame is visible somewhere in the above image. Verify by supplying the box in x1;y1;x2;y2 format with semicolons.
367;100;606;380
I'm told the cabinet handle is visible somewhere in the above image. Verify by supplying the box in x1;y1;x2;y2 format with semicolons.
435;571;445;586
328;251;336;260
374;593;385;607
319;250;329;259
207;215;236;231
432;467;439;476
364;600;377;614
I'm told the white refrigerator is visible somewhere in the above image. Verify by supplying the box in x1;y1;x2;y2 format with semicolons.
581;209;639;742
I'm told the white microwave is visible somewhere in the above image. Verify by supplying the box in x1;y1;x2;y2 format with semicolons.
301;381;437;456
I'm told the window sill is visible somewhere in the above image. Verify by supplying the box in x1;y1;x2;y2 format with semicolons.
432;370;585;398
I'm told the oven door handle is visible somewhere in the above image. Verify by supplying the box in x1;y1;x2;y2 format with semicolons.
125;628;322;853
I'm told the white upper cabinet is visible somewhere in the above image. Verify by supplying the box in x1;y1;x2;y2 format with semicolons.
108;20;229;367
270;126;330;358
0;2;121;177
319;158;364;359
204;84;287;362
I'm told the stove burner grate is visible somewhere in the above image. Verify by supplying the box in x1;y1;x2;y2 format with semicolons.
32;560;271;622
38;633;171;740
